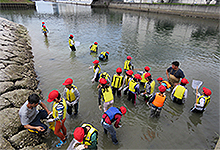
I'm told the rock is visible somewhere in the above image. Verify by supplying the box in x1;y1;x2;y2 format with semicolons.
0;81;14;95
0;108;21;139
9;130;42;149
1;89;34;107
15;77;39;90
0;96;11;110
0;136;15;150
0;70;11;81
21;143;49;150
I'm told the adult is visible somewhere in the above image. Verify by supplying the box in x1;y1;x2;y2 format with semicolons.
98;78;114;112
123;56;134;72
19;94;51;134
128;74;142;105
99;51;109;61
111;67;124;98
147;85;166;118
191;87;212;113
47;90;67;148
91;60;101;83
171;78;189;104
166;61;185;87
90;42;98;53
101;106;127;145
69;34;76;51
63;78;80;115
73;123;98;149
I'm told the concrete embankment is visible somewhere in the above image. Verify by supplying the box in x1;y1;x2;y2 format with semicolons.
0;2;35;10
0;17;48;149
92;2;220;20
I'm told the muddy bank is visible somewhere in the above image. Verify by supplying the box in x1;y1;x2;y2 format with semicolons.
0;17;48;149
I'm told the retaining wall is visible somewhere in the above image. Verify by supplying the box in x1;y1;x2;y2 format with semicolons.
0;2;35;10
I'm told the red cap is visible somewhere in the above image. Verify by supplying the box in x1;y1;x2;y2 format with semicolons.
126;70;133;76
62;78;73;85
202;87;212;96
116;67;122;73
47;90;59;102
43;25;46;28
134;74;142;80
144;72;151;79
157;77;163;81
181;78;189;84
144;66;150;71
94;42;98;45
127;56;132;60
70;34;73;38
93;60;99;64
74;127;85;142
106;51;109;54
42;22;45;24
99;78;107;85
158;85;166;93
120;106;127;116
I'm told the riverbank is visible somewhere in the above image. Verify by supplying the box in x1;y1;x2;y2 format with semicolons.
91;2;220;20
0;17;48;149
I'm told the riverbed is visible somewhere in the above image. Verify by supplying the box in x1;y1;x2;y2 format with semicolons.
0;2;219;149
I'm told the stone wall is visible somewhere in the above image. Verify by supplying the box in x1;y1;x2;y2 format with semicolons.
0;17;48;149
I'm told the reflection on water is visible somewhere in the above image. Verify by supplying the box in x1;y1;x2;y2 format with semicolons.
0;2;219;149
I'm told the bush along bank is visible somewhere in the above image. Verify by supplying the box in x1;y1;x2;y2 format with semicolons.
0;17;48;149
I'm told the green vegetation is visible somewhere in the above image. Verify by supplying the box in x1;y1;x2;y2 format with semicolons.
0;0;33;3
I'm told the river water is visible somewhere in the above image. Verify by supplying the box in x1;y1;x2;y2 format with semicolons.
0;2;219;149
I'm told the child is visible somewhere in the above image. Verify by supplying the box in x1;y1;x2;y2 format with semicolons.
90;42;98;53
128;74;142;105
69;34;76;51
111;67;124;98
156;77;171;92
140;73;155;102
120;70;133;95
99;51;109;61
123;56;133;72
138;66;150;87
171;78;189;104
42;25;49;37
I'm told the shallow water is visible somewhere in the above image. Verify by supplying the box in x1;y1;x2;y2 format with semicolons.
0;2;219;149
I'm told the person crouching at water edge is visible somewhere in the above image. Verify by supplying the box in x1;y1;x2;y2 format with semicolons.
147;85;166;118
171;78;189;104
90;60;101;83
69;34;76;51
98;78;114;112
19;94;51;134
101;106;127;145
73;123;98;150
128;74;142;105
62;77;80;116
140;72;155;103
191;87;212;113
90;42;98;53
42;25;49;37
47;90;67;148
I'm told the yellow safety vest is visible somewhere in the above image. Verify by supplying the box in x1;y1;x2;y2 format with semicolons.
129;79;137;93
81;123;98;146
144;80;155;95
124;60;131;70
196;95;210;108
100;51;106;57
152;93;166;108
42;27;47;32
90;44;98;53
65;85;78;102
99;72;110;80
101;86;114;102
141;72;147;83
173;85;186;99
111;74;123;88
162;81;171;89
69;38;74;47
93;64;101;74
52;98;67;121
